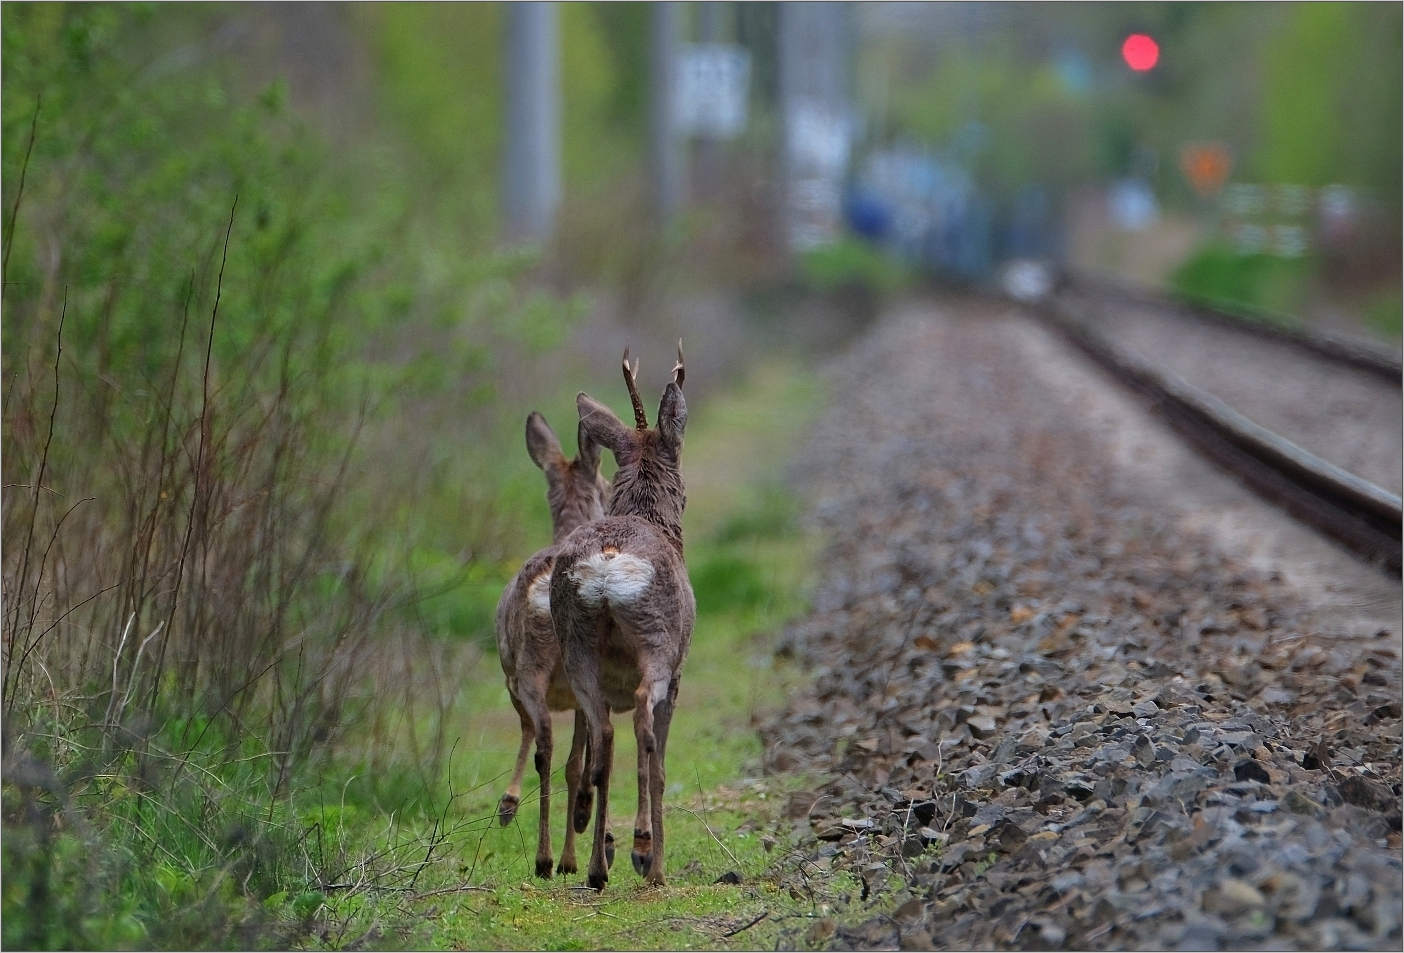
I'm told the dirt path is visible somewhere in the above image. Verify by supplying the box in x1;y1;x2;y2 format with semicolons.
762;298;1401;950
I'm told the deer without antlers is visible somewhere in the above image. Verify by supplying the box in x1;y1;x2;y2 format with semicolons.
494;412;615;878
551;343;695;890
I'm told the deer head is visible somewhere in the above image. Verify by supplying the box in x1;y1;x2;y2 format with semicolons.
575;342;688;550
525;411;609;544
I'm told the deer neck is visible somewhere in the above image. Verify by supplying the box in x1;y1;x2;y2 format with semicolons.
608;460;685;554
548;488;605;545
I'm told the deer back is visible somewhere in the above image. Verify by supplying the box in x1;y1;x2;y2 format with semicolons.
551;347;695;700
496;412;608;693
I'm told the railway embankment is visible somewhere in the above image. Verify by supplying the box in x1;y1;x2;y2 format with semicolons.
760;300;1401;950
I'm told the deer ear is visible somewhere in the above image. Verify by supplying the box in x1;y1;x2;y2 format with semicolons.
577;392;633;456
656;382;687;452
575;419;603;476
525;412;564;471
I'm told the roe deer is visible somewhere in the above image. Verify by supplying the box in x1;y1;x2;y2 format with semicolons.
495;412;615;877
551;344;695;890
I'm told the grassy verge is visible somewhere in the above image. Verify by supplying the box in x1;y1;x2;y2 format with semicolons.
1169;242;1404;346
299;359;847;950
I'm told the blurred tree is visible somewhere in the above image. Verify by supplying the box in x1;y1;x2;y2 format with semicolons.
590;1;650;139
1255;3;1402;210
354;2;645;243
883;39;1096;203
736;2;780;112
562;2;635;193
356;3;504;237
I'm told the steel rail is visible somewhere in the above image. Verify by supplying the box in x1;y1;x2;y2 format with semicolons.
1066;274;1402;385
1031;296;1402;576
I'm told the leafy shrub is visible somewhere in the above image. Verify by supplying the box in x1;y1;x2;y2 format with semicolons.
1168;243;1312;325
1365;289;1403;340
0;6;476;946
799;237;916;297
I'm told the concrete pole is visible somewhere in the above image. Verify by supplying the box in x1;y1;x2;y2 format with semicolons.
694;2;725;202
779;2;852;250
649;1;685;226
503;2;560;244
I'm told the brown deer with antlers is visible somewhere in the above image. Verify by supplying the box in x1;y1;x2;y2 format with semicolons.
551;344;695;890
495;412;615;878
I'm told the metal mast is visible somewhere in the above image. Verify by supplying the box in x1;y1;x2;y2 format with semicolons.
503;2;561;243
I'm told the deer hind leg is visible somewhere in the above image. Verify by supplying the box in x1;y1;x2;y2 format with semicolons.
573;733;616;869
565;656;614;889
567;631;598;838
644;677;679;886
632;672;673;882
573;734;594;835
583;706;615;891
557;599;615;889
531;703;556;878
557;710;587;876
498;693;535;826
631;687;654;877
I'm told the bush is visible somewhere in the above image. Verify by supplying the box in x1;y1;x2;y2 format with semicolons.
1365;288;1403;340
0;7;469;946
1167;243;1313;325
798;236;916;297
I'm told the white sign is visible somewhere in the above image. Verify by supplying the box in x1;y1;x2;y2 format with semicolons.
675;43;751;139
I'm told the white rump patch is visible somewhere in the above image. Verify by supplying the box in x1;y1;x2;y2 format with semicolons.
526;572;552;614
569;551;655;608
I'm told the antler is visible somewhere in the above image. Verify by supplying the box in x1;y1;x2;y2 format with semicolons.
622;346;648;430
671;339;685;388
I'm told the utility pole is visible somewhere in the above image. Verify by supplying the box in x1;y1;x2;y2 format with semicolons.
778;2;852;251
649;2;685;226
694;2;725;202
503;2;560;244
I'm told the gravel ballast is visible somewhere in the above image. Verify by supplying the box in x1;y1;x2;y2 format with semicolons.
761;303;1401;950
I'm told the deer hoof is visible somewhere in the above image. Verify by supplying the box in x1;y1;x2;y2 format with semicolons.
605;830;617;869
556;856;577;876
574;790;594;834
631;830;653;877
497;794;519;826
588;869;608;892
535;857;554;879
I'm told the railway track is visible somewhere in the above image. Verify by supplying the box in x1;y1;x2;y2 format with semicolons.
764;305;1402;951
1027;282;1402;575
1071;275;1403;383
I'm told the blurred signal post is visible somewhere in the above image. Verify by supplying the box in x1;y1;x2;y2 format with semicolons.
501;1;854;254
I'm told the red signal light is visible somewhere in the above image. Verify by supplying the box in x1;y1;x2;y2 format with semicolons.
1122;34;1159;71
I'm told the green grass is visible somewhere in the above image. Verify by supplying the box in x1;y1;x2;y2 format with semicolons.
1365;288;1403;341
353;617;817;951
